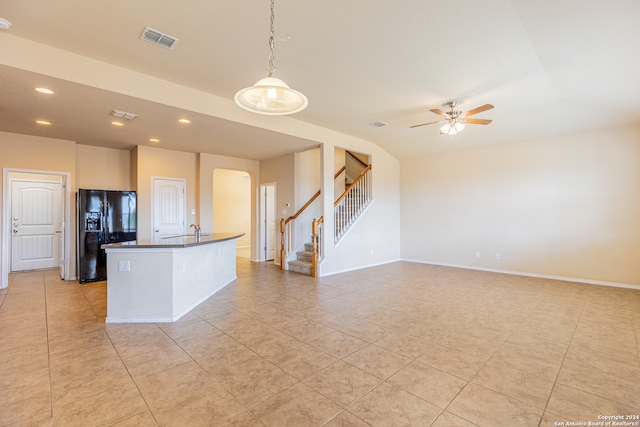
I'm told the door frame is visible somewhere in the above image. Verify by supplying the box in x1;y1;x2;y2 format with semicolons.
259;182;277;263
1;168;72;288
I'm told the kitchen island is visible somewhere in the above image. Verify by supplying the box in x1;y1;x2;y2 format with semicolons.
102;232;243;323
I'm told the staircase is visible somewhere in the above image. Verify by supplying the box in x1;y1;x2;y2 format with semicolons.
281;153;371;277
287;242;314;275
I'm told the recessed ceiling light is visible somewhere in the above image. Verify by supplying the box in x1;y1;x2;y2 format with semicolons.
111;121;124;127
0;18;11;30
35;120;51;126
35;87;54;95
178;118;191;124
149;138;160;143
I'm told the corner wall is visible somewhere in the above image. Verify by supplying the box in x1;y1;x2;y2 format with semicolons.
400;125;640;286
261;153;295;265
0;131;77;285
133;145;198;240
198;153;260;260
319;140;402;276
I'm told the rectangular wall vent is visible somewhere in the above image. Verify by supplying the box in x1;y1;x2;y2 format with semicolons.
140;26;179;50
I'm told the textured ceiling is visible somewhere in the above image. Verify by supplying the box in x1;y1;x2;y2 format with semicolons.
1;0;639;160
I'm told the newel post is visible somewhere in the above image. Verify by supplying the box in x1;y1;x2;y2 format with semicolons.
279;218;286;270
311;218;319;277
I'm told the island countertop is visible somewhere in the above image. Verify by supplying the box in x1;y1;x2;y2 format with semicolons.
102;232;243;323
102;232;244;250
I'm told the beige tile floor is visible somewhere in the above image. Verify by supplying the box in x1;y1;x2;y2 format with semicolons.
1;259;639;426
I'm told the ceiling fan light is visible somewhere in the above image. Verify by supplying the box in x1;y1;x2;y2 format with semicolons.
234;76;308;115
440;122;465;135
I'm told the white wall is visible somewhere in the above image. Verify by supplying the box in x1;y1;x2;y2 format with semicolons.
400;125;640;286
213;169;251;248
260;153;295;265
133;146;198;241
334;147;346;200
76;145;132;191
198;153;260;260
319;141;402;276
0;132;77;285
293;148;322;251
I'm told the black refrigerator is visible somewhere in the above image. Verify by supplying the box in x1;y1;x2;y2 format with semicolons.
77;189;137;283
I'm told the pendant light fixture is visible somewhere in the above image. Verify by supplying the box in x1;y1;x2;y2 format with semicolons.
234;0;308;115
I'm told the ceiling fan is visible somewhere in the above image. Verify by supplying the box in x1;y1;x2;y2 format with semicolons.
410;101;494;135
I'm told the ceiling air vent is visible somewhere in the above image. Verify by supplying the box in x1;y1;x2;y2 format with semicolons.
110;110;139;120
140;26;180;50
370;121;388;128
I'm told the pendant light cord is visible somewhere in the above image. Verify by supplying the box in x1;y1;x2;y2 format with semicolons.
267;0;276;76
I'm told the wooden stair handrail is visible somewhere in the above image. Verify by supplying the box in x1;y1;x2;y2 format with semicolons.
281;189;321;227
282;165;349;229
280;189;321;269
334;164;371;206
280;165;347;236
346;150;368;168
280;163;370;272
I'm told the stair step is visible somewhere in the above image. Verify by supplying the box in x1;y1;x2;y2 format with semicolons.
304;243;314;252
296;251;313;262
288;260;312;275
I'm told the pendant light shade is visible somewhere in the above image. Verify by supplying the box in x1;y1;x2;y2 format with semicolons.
234;76;308;115
234;0;307;115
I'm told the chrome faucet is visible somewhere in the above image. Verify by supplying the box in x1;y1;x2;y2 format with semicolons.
190;224;201;239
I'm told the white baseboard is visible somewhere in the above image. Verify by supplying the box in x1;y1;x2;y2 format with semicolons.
318;257;403;277
402;258;640;290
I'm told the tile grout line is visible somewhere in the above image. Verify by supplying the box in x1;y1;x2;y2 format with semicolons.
535;297;584;427
435;279;542;427
43;271;55;426
101;317;162;425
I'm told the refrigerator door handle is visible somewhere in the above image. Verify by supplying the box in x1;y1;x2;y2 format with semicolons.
104;202;109;236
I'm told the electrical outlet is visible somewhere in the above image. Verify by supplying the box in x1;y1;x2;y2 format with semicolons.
475;251;480;258
118;260;130;272
495;252;501;260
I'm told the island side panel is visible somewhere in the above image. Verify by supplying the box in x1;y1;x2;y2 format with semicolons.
172;239;237;321
106;250;174;322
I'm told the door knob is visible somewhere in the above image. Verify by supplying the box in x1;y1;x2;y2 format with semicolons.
13;229;18;233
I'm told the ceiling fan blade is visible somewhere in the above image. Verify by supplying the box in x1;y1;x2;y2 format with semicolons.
429;108;448;118
463;118;492;125
465;104;494;117
410;120;441;128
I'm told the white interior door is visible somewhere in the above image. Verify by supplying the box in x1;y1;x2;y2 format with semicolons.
152;177;186;238
265;184;276;261
260;183;277;262
11;180;62;271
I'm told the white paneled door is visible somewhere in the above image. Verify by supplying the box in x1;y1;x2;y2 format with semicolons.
265;184;276;261
11;180;62;271
152;177;186;238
